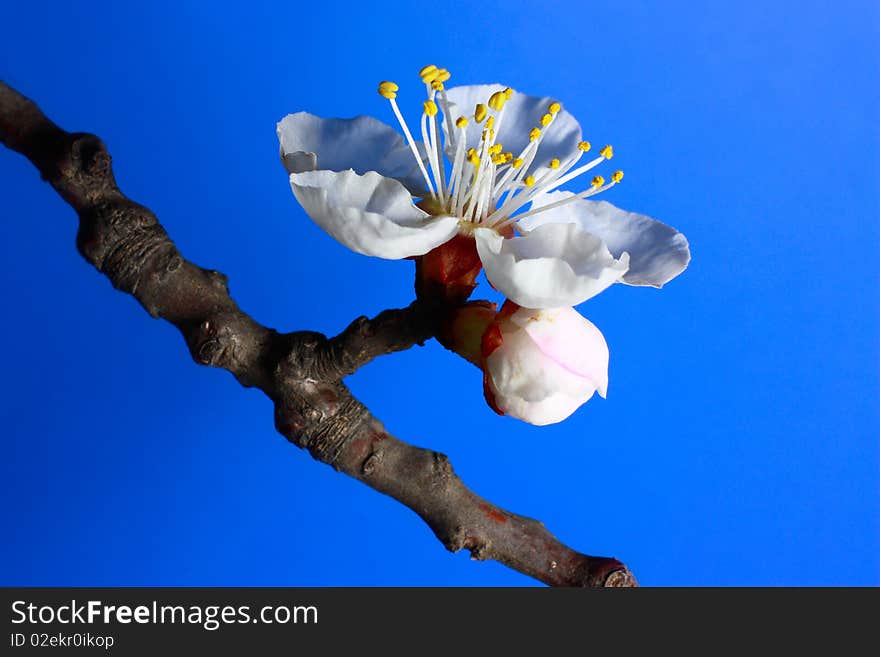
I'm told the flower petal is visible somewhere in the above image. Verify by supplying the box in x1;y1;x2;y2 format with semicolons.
486;326;598;425
474;223;630;308
520;193;690;287
508;306;609;397
277;112;429;195
290;169;459;259
442;84;582;174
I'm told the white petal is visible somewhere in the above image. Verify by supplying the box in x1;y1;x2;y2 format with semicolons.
289;170;459;259
520;194;690;287
493;386;592;426
486;327;597;426
474;224;630;308
442;84;582;174
277;112;429;195
508;306;609;397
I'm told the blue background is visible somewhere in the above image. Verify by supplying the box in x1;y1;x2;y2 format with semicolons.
1;0;877;586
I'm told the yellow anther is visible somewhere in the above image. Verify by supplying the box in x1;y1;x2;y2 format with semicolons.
611;170;624;183
591;175;605;188
503;87;513;99
548;101;562;114
485;116;495;129
488;143;503;155
504;152;514;162
488;91;507;111
529;127;542;141
423;100;438;117
491;153;507;165
512;157;524;169
468;151;481;166
599;144;614;159
524;175;535;187
431;80;444;91
455;116;469;129
578;141;591;152
419;65;440;83
474;103;487;122
540;113;553;127
378;81;399;99
549;158;560;169
436;68;451;82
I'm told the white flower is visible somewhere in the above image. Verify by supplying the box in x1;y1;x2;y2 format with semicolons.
482;305;609;426
278;66;690;307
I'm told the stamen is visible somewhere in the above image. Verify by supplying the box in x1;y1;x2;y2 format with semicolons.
379;77;620;231
472;173;491;222
500;130;542;201
421;105;445;201
448;121;468;201
436;82;455;151
487;157;565;223
488;90;508;111
434;136;447;199
379;81;435;197
533;154;607;196
455;151;478;216
419;64;440;84
487;88;511;146
470;119;496;222
377;81;399;99
473;86;517;221
491;138;538;207
510;178;619;224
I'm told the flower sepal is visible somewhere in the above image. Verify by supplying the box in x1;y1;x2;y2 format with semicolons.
414;233;483;305
437;300;498;365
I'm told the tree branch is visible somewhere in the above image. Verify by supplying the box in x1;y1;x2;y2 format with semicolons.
0;80;636;587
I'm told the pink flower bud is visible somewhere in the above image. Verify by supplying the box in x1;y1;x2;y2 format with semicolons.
481;304;609;426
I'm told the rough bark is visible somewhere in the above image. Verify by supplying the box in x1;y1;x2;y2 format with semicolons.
0;80;637;587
